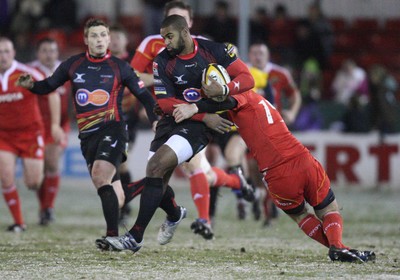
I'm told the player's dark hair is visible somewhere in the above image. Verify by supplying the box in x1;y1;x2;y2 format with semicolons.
84;18;109;37
36;37;58;50
164;1;193;20
161;15;188;31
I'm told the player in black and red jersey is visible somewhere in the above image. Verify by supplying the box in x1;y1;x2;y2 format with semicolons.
17;18;158;247
104;15;255;252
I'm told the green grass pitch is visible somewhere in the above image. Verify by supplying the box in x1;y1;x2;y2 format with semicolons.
0;178;399;279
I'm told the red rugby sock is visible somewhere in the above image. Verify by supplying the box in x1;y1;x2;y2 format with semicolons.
211;167;240;189
41;173;60;209
322;211;347;249
189;171;210;222
3;185;24;225
298;214;329;247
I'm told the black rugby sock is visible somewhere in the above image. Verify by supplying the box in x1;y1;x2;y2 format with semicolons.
159;185;181;222
123;178;146;204
120;171;132;186
209;187;220;219
97;184;119;237
130;177;164;241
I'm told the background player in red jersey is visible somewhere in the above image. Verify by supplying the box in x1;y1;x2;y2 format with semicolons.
171;46;375;263
17;19;158;247
29;38;71;226
128;0;249;239
0;37;63;232
248;42;301;125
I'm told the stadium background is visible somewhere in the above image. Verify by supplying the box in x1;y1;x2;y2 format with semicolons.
3;0;400;188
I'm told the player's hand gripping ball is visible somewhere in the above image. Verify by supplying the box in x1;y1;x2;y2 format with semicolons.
202;63;231;102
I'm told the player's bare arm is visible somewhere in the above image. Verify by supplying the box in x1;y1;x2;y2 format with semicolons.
281;89;302;125
48;93;65;144
173;94;238;123
172;103;198;122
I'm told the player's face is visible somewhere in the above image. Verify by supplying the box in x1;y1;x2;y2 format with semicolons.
249;45;269;70
109;31;128;56
167;8;193;29
161;27;185;56
85;25;110;57
0;40;15;73
37;42;59;69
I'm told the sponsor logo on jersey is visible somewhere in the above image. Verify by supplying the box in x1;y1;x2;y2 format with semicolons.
182;88;201;102
110;140;118;148
103;136;112;142
233;81;240;91
153;62;159;76
100;77;110;84
154;86;166;95
185;62;197;68
276;200;292;207
73;73;86;83
225;43;237;58
180;128;189;134
0;92;23;103
174;74;188;85
75;89;109;106
154;79;162;85
88;66;101;71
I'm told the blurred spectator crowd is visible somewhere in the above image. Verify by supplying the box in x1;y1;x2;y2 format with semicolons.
1;0;399;134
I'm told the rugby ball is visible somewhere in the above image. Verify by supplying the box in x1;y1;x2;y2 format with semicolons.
202;63;231;102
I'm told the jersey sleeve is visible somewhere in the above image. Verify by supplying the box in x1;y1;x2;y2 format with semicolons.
281;68;298;98
130;51;152;73
31;60;71;95
122;62;158;123
214;43;254;95
152;58;178;103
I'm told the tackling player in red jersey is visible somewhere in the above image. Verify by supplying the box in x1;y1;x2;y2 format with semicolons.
164;15;375;263
29;37;71;226
174;88;376;263
0;37;63;232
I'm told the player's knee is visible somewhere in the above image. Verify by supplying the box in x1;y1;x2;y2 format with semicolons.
45;162;59;174
180;162;196;174
314;188;336;211
26;181;41;190
146;158;169;177
284;201;309;223
313;189;338;219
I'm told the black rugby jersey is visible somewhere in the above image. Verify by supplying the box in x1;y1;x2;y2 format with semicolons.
153;39;237;104
31;51;157;136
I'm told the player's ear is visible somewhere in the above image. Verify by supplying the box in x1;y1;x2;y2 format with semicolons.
182;28;189;38
84;37;88;46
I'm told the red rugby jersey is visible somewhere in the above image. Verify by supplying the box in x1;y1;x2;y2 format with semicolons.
264;62;298;113
229;91;307;172
0;61;44;131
